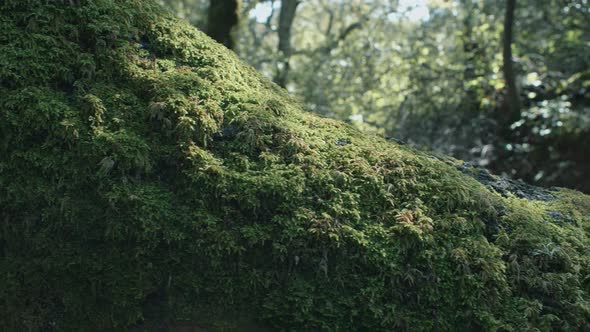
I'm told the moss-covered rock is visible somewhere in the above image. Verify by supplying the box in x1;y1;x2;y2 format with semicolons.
0;1;589;331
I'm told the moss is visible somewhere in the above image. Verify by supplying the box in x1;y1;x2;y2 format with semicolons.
1;1;589;331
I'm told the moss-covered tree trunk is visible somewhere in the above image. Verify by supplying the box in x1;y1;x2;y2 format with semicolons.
1;1;589;331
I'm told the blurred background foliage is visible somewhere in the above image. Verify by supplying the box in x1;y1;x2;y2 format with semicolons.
159;0;590;192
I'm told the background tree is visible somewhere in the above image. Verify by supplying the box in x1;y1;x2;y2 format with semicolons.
206;0;242;49
501;0;520;124
274;0;300;87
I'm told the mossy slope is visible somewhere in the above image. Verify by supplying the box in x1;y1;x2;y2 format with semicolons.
1;1;589;331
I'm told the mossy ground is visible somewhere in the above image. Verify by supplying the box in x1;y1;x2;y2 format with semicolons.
1;1;589;331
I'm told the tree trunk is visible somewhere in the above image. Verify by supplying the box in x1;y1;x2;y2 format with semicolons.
206;0;241;50
502;0;520;121
274;0;300;88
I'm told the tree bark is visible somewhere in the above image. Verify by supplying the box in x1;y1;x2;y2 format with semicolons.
502;0;520;121
274;0;300;88
206;0;241;50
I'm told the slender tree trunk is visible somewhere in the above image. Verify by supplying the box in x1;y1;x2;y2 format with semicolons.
502;0;520;121
274;0;300;88
206;0;241;50
491;0;521;179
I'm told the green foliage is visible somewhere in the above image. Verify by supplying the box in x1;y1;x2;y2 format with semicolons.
0;1;589;331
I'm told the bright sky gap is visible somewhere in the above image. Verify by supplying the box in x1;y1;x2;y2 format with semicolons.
250;0;430;23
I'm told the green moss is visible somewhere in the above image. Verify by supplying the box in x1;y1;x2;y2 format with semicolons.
1;1;589;331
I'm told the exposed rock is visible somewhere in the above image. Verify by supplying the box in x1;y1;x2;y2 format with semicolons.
455;162;556;201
